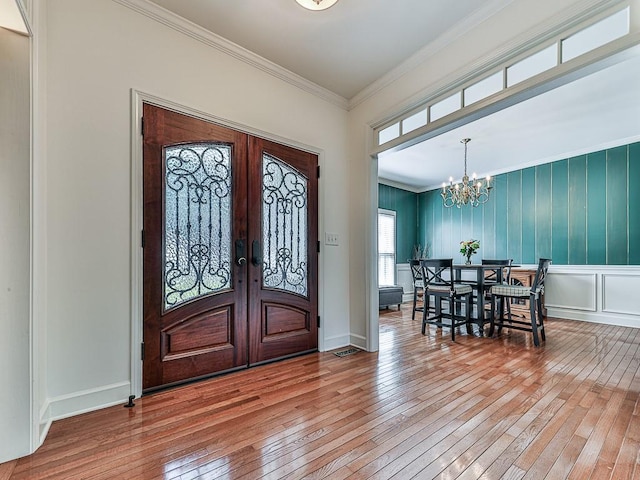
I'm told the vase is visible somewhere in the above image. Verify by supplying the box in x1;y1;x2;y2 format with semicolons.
465;255;472;265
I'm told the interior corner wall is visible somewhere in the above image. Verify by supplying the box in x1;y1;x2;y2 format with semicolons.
0;27;31;462
39;0;350;430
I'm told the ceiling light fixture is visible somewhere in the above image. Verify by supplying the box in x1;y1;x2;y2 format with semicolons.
441;138;492;208
295;0;339;11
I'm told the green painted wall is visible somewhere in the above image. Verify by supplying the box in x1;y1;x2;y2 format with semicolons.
378;184;418;263
417;141;640;265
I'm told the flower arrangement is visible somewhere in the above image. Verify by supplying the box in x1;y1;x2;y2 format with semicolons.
460;239;480;264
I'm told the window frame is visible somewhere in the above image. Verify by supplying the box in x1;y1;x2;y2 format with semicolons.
377;208;397;287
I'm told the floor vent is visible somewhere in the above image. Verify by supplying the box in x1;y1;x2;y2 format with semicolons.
333;347;360;357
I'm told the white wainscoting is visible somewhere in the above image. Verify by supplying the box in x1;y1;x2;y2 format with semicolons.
397;263;640;329
396;263;414;303
544;265;640;328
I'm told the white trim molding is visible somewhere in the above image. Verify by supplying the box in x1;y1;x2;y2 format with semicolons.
48;382;132;422
112;0;348;110
324;334;352;352
349;334;368;351
130;90;327;397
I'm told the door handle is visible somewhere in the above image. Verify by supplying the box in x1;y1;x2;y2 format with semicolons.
251;240;262;267
235;239;246;266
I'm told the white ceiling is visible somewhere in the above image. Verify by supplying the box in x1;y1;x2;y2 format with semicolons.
146;0;640;191
146;0;513;100
0;0;28;34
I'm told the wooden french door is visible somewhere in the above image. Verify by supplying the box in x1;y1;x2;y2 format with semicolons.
142;104;318;391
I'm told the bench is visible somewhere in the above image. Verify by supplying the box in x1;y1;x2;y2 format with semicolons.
379;286;403;310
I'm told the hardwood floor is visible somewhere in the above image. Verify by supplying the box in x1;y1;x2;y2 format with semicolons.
4;305;640;479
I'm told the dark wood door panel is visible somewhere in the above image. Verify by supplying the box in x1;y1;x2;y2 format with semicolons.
143;105;318;390
143;104;248;391
247;137;318;365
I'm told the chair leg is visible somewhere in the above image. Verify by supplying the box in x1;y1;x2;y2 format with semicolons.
537;296;546;341
449;296;455;341
530;294;540;347
496;294;504;335
421;296;428;335
412;289;418;320
465;294;472;336
489;294;496;337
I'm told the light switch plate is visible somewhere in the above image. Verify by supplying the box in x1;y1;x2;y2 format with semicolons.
325;232;339;246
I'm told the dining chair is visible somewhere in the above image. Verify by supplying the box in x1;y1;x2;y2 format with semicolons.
409;259;424;320
481;258;513;318
488;258;551;347
419;259;473;341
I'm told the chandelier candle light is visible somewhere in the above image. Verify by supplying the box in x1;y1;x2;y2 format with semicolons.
441;138;492;208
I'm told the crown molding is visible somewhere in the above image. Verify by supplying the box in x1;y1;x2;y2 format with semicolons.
377;177;423;193
348;0;519;110
111;0;349;110
357;0;627;117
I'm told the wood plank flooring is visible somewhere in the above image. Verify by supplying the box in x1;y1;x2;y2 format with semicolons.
4;305;640;479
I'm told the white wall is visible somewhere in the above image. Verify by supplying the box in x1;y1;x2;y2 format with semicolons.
0;26;31;462
37;0;350;423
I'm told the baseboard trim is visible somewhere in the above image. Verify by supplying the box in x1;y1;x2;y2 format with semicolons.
38;400;51;447
547;307;640;329
323;334;351;352
48;381;131;422
349;334;367;350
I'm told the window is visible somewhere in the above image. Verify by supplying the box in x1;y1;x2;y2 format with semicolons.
378;209;396;286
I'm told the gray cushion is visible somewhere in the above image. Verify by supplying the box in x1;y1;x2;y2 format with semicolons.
427;284;472;295
491;284;543;297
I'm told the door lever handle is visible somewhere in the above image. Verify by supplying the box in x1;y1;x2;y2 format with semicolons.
251;240;262;267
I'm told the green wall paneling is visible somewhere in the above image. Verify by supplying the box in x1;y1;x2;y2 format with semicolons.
483;192;496;259
472;201;484;260
433;191;444;258
568;156;587;265
521;167;536;264
551;159;569;264
378;184;417;263
507;171;523;263
494;175;509;259
535;163;552;260
606;146;628;264
442;204;453;259
586;151;607;264
630;143;640;264
413;141;639;265
452;206;463;261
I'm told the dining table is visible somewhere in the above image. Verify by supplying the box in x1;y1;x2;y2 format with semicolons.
452;263;511;334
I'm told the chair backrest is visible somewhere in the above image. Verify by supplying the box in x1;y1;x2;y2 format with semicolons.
482;258;513;284
532;258;552;292
409;259;422;283
420;259;454;290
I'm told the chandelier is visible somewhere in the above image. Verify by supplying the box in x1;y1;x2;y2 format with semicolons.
441;138;492;208
295;0;339;10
